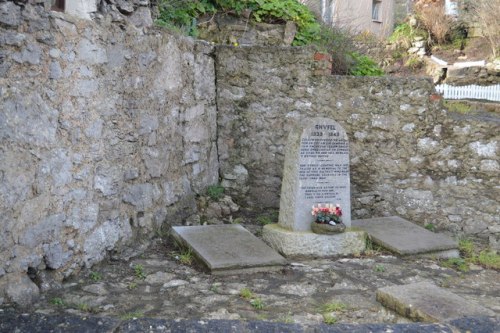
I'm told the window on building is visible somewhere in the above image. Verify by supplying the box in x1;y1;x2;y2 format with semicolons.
51;0;65;12
372;0;382;21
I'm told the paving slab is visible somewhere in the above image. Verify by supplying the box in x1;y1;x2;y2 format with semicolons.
376;281;496;322
171;225;287;275
352;216;459;258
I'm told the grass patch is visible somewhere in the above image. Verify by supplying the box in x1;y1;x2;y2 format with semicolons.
250;297;265;310
441;237;500;271
50;297;65;306
179;248;194;265
256;215;273;225
120;311;144;320
127;282;137;290
239;288;254;299
374;264;385;273
133;264;146;280
318;301;347;313
441;257;469;272
478;250;500;270
276;312;294;324
77;303;98;313
89;271;102;282
458;238;475;258
206;184;224;201
323;313;337;325
425;223;436;232
444;101;473;114
364;237;384;256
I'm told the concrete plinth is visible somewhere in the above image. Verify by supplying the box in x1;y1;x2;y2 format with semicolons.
262;224;366;258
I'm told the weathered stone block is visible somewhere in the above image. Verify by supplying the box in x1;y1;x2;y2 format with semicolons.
262;224;365;258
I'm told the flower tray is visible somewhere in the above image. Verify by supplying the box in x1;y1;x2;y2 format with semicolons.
311;222;346;235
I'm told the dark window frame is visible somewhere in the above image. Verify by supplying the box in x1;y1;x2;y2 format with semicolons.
372;0;382;22
51;0;65;12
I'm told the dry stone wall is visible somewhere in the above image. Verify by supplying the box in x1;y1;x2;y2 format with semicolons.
0;1;217;300
216;46;499;248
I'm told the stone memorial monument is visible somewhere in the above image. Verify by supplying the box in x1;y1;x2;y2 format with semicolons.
262;118;366;257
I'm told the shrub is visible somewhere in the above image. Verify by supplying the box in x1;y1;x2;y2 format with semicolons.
156;0;215;37
389;22;428;50
314;25;356;75
414;0;453;44
462;0;500;58
349;52;384;76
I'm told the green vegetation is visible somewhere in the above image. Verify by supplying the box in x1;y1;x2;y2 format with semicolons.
444;101;472;114
250;297;265;310
256;210;279;225
322;313;337;325
349;52;384;76
239;287;254;299
240;287;265;310
133;264;146;280
364;237;384;256
206;184;225;201
440;238;500;272
128;282;138;290
50;297;65;306
157;0;320;45
425;223;436;232
374;264;385;273
120;311;144;320
251;0;320;46
441;257;469;272
478;250;500;270
156;0;374;75
179;248;194;265
77;303;98;313
209;284;220;293
318;301;347;313
89;271;102;282
276;312;294;324
389;22;427;50
256;215;273;225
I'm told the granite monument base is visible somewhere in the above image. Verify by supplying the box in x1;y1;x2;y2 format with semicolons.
262;224;366;258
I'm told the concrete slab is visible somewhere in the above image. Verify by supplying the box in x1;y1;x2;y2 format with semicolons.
171;225;286;275
352;216;459;258
376;281;495;322
262;224;366;258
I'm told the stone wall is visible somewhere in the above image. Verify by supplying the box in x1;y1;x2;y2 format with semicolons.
1;0;499;307
216;46;499;248
0;1;217;301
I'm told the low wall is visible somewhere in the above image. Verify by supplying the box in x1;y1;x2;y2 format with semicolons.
0;3;218;286
216;46;499;248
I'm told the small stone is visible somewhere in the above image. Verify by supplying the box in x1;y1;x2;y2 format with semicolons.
83;283;109;296
0;273;40;307
162;279;188;289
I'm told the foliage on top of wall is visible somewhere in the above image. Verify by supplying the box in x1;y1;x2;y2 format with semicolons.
156;0;320;45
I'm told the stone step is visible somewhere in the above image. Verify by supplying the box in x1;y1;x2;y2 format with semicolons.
171;225;287;275
376;281;495;322
352;216;459;258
